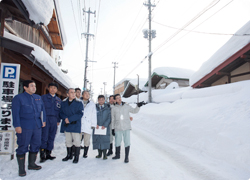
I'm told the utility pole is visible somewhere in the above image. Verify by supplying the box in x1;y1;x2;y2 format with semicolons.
137;74;139;103
103;82;107;97
82;8;96;90
143;0;156;103
112;62;118;94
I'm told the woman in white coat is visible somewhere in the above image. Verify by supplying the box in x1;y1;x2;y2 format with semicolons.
81;91;97;158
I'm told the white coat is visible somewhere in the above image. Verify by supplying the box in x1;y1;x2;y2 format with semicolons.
81;101;97;134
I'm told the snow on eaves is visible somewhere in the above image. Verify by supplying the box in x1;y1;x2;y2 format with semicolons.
115;78;132;87
54;0;67;46
190;20;250;86
128;78;148;90
22;0;54;26
153;67;195;79
4;31;76;88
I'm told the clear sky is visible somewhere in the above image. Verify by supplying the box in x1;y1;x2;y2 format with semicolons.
57;0;250;98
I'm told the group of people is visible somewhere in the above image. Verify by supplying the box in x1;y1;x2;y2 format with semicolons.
12;80;145;177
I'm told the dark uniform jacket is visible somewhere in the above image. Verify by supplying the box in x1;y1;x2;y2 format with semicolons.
41;93;61;122
12;92;46;129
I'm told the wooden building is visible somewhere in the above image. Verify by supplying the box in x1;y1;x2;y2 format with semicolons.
145;67;194;89
114;79;131;95
191;21;250;88
0;0;70;99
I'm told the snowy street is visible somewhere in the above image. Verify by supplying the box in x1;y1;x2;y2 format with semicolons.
0;125;228;180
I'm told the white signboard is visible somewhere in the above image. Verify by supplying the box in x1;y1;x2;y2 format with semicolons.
0;130;14;154
0;63;20;154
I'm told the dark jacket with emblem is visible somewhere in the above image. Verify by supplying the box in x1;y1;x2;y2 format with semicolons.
12;92;46;129
41;93;61;122
60;98;83;133
92;103;111;150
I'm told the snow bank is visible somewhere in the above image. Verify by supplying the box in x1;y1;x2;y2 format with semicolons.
22;0;54;26
132;80;250;179
190;20;250;86
153;67;195;79
4;31;76;88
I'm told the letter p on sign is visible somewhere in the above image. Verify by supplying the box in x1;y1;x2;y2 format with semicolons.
3;66;16;79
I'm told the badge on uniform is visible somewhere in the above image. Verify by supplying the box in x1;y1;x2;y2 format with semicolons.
56;103;61;108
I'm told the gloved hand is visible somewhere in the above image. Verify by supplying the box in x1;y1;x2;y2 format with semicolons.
64;123;69;127
136;101;147;107
112;129;115;136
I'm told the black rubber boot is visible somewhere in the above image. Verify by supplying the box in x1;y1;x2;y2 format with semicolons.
107;143;113;156
72;145;75;156
112;146;120;160
73;147;80;163
103;149;108;160
28;152;42;170
124;146;130;163
39;148;46;163
62;147;73;161
83;146;89;158
16;154;26;177
45;149;56;160
96;149;102;158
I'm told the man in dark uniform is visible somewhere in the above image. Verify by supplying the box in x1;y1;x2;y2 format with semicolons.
12;80;46;177
40;82;61;162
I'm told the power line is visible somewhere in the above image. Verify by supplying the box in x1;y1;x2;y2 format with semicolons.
70;0;86;62
152;20;249;36
153;0;221;53
154;0;235;56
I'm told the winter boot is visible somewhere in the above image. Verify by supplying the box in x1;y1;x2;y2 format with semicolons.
28;152;42;170
39;148;46;163
45;149;56;160
103;149;108;160
62;147;73;161
16;154;26;177
96;149;102;158
107;143;113;156
73;147;80;163
124;146;130;163
83;146;89;158
112;146;120;160
72;145;76;156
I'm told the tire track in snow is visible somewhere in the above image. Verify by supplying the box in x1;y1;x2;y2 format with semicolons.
132;127;230;180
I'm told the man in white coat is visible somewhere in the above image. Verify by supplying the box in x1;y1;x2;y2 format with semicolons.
81;91;97;158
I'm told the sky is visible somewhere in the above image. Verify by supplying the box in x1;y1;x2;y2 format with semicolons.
56;0;250;98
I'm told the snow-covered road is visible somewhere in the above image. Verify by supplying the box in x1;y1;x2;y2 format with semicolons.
1;123;245;180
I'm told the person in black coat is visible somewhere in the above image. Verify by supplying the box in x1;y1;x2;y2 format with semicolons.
60;88;83;163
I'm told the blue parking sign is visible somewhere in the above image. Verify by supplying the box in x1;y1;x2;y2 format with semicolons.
2;66;17;79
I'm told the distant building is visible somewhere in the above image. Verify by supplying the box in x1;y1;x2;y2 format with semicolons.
122;78;147;98
144;67;194;89
191;20;250;88
114;78;131;95
0;0;72;98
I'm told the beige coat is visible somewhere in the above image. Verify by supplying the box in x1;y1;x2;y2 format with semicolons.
111;102;140;131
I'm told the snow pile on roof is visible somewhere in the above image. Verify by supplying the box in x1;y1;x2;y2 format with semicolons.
190;20;250;86
153;67;195;79
115;78;131;87
4;31;76;88
22;0;54;26
127;78;148;90
54;0;67;46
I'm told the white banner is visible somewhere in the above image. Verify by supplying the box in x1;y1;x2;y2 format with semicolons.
0;63;20;154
